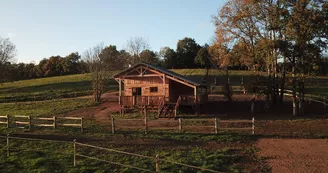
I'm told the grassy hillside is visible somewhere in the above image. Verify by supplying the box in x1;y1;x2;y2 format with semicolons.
0;73;117;103
0;69;327;103
0;98;96;117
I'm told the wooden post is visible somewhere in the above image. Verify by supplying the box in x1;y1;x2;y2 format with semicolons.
81;118;83;132
163;74;166;99
6;115;9;128
73;139;76;166
118;79;122;105
144;117;148;135
194;87;198;115
112;117;115;134
324;100;326;108
144;107;147;117
28;116;31;129
6;134;9;157
155;154;159;173
53;116;56;130
178;118;182;133
252;117;255;135
214;118;218;134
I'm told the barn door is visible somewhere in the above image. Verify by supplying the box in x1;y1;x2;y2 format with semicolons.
132;87;142;105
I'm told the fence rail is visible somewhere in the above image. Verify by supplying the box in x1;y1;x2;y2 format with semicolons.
0;115;83;132
281;89;328;108
112;117;255;135
0;115;9;128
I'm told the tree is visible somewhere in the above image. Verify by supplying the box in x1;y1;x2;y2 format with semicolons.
195;45;211;68
176;37;201;68
118;50;133;69
83;43;111;102
99;45;121;70
159;47;177;69
0;37;17;83
139;49;159;65
213;0;328;115
126;37;150;64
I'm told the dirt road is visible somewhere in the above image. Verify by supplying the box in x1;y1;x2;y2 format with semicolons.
257;138;328;173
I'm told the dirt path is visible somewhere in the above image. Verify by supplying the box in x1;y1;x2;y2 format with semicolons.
257;138;328;173
56;92;120;124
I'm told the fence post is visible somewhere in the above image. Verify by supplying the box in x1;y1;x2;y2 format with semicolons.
6;134;9;157
111;117;115;134
178;118;182;133
81;118;83;132
28;116;31;129
53;116;56;130
6;115;9;128
145;117;148;135
214;118;218;134
252;117;255;135
144;107;147;117
156;154;159;173
73;139;76;166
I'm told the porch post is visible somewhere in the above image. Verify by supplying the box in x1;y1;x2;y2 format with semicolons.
163;74;166;100
194;86;199;115
119;79;122;105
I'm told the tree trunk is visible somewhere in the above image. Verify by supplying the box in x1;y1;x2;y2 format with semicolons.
279;59;286;104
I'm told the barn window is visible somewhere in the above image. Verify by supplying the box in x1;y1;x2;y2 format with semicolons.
150;87;158;93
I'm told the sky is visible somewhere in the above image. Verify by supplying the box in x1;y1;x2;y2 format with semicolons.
0;0;227;63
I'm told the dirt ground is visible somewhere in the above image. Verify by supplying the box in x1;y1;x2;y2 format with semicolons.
257;138;328;173
56;92;120;124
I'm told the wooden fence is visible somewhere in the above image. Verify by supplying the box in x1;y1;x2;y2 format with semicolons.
0;135;223;173
0;115;83;132
111;117;255;135
283;89;328;108
0;115;9;128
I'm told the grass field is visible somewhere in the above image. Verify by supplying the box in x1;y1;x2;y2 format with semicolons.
0;98;95;117
0;130;267;173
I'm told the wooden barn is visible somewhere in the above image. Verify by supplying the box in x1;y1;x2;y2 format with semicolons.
114;63;208;117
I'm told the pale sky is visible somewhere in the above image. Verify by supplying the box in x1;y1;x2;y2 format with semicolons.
0;0;227;63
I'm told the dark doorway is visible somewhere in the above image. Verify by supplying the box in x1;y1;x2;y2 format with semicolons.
132;87;142;96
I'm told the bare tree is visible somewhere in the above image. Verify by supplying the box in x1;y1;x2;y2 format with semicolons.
125;37;150;64
0;37;17;83
0;37;16;64
83;43;110;102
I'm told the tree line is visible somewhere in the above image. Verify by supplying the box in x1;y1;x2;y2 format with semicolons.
0;36;214;83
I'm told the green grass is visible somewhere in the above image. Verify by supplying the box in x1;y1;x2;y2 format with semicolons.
0;98;96;117
0;131;266;173
0;73;117;103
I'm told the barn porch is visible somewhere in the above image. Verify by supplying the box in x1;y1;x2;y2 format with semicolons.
114;63;208;117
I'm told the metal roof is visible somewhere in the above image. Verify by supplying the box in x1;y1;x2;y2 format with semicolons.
114;62;206;87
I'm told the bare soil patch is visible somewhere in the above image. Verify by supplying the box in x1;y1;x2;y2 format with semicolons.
56;92;120;124
257;138;328;173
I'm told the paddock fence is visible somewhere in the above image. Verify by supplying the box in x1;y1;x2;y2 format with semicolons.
0;134;224;173
111;117;255;135
0;115;83;132
283;89;328;108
